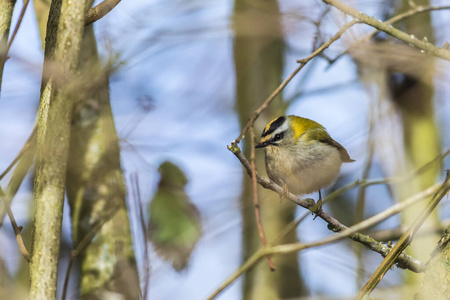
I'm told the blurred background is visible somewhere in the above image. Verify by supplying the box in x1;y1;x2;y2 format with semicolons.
0;0;449;299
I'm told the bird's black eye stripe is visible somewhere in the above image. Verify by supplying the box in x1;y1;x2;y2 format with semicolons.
262;116;286;137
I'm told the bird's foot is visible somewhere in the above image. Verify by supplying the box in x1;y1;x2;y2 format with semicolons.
279;184;289;202
311;198;323;220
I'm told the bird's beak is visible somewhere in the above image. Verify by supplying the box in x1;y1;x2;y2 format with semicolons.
255;141;268;148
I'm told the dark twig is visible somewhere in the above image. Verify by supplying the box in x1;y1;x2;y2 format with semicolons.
232;19;358;145
249;127;276;271
85;0;121;26
0;187;30;261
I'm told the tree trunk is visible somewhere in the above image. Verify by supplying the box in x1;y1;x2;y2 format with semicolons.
30;0;86;299
65;24;140;299
31;1;140;298
390;0;440;288
233;0;307;298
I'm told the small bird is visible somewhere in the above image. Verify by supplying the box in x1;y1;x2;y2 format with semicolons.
255;115;354;214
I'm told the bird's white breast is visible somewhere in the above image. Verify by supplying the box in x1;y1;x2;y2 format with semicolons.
265;140;342;195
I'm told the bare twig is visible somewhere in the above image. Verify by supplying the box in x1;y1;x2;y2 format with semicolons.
0;0;29;68
0;126;36;182
271;210;309;244
322;0;450;61
232;19;358;145
0;128;37;228
354;109;375;287
0;187;30;261
369;220;450;242
85;0;121;26
132;173;150;300
356;171;450;299
354;114;375;224
249;127;276;271
328;5;450;65
295;19;359;64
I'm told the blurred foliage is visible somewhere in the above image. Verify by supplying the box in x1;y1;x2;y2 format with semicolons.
148;161;202;271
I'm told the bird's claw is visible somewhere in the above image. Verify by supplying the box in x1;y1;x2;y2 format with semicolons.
311;198;323;220
279;184;289;202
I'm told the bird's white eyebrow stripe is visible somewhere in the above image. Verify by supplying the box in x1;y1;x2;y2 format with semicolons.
273;122;289;135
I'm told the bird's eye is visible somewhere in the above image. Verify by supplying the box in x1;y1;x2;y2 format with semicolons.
274;133;283;141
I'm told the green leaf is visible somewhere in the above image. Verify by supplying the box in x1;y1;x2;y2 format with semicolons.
147;161;202;271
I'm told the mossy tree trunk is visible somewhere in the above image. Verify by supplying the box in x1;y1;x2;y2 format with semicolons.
65;24;140;299
233;0;307;298
32;1;140;298
30;0;86;299
389;0;441;288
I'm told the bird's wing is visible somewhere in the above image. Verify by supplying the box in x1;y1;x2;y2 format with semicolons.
308;128;355;163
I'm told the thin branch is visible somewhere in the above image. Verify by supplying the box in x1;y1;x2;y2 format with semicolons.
387;5;450;25
354;108;375;287
271;210;310;244
0;0;30;69
206;247;265;300
322;0;450;61
295;19;359;64
84;0;121;26
249;127;276;271
132;173;150;300
0;128;37;228
328;5;450;65
232;19;358;145
206;172;450;300
354;113;375;224
0;187;30;261
6;0;29;52
356;171;450;299
369;220;449;242
0;126;36;182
